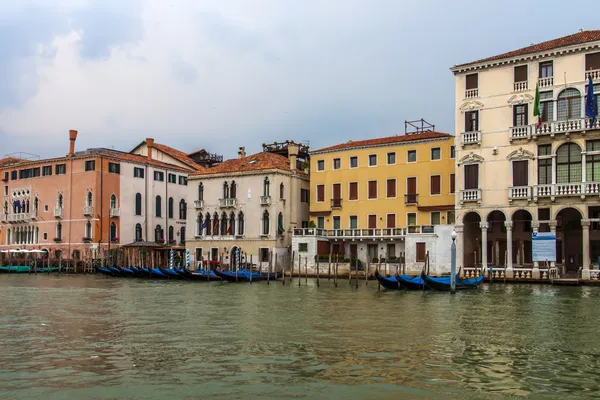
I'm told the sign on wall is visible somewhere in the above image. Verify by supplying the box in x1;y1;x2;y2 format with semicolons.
532;232;556;262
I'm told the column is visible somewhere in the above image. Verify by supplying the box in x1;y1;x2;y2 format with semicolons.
549;220;558;272
532;221;540;279
551;155;557;185
582;219;591;280
455;225;464;277
505;221;514;278
480;222;488;276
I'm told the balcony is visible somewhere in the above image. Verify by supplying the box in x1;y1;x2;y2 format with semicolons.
293;227;407;239
0;214;6;223
534;182;600;200
460;189;481;204
513;81;528;92
110;208;120;218
461;131;481;146
83;206;94;216
260;196;272;206
509;125;532;141
218;198;237;208
193;200;204;209
465;88;479;99
534;117;600;138
508;186;532;202
331;198;342;209
30;210;39;220
585;69;600;81
7;213;30;223
538;76;553;88
54;207;63;218
404;193;418;205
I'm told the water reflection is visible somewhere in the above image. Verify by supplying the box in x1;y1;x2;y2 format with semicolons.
1;276;600;399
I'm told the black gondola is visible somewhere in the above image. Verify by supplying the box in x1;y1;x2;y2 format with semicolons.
420;270;485;291
374;271;401;290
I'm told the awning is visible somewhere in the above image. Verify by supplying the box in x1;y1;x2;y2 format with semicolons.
417;205;455;212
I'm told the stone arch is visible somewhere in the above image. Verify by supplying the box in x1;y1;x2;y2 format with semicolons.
462;211;482;268
556;207;583;272
553;205;584;221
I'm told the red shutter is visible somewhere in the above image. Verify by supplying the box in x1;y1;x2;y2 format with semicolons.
349;182;358;200
430;175;441;195
333;183;341;200
386;214;396;228
416;242;426;262
387;179;396;197
514;65;527;82
466;73;478;89
513;160;529;186
586;52;600;70
464;165;479;189
368;181;377;199
317;185;324;202
368;215;377;228
450;174;455;193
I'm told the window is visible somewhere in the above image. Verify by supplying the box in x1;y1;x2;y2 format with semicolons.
279;183;285;199
263;177;270;197
557;88;581;120
349;215;358;229
86;191;93;207
539;61;553;78
3;186;7;196
168;173;176;183
387;152;396;165
168;226;174;242
154;171;164;181
135;193;142;216
196;214;203;236
333;216;341;230
180;227;186;243
349;182;358;200
19;167;41;179
431;212;441;225
10;170;17;180
333;158;341;170
317;216;325;229
585;52;600;72
108;163;120;174
41;166;52;176
56;222;62;240
43;233;48;241
368;180;377;199
229;212;235;236
513;160;529;186
198;183;204;201
447;211;456;225
587;141;600;182
538;144;552;184
300;188;309;203
238;212;245;236
386;179;396;198
430;175;441;195
386;243;396;259
85;160;95;171
556;143;582;183
262;210;270;235
178;175;187;185
55;164;66;175
3;171;8;181
386;214;396;228
450;146;455;159
406;177;417;203
179;200;187;220
299;243;308;252
407;213;416;226
154;225;164;242
317;160;325;171
110;194;117;209
539;91;554;122
260;248;270;263
513;104;529;126
464;164;479;189
465;110;479;132
465;73;478;90
110;222;117;241
57;194;64;208
166;197;173;218
450;174;455;193
350;156;358;168
407;150;416;163
134;167;144;178
155;195;162;217
368;154;377;166
84;220;92;238
368;214;377;229
514;65;527;83
429;147;441;161
416;242;426;262
316;184;325;202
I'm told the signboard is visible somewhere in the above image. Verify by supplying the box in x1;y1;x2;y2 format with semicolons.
532;232;556;262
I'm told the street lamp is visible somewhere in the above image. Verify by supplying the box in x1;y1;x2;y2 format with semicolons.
451;230;457;294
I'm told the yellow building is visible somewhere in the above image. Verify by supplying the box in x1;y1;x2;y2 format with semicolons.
294;130;456;268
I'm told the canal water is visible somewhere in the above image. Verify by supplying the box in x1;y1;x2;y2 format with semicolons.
1;276;599;399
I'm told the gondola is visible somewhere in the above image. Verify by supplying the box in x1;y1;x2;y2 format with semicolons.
374;270;401;290
159;267;183;279
118;266;136;276
107;266;123;276
150;268;168;279
420;270;485;291
97;266;115;276
178;269;221;281
396;274;426;290
213;269;281;282
0;266;29;273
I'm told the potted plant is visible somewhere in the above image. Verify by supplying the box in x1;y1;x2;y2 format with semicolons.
82;237;92;243
157;238;165;244
53;237;62;243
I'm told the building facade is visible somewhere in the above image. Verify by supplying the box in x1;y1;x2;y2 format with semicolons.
185;142;310;270
292;130;457;273
451;30;600;279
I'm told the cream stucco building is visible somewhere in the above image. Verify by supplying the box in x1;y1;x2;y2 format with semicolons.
451;30;600;279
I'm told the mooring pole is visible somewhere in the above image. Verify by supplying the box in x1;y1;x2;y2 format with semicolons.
316;255;320;287
451;230;457;294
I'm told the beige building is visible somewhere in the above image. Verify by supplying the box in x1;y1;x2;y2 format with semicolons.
451;30;600;279
185;141;310;270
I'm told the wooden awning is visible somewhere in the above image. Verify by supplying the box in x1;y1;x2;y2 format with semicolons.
417;205;455;211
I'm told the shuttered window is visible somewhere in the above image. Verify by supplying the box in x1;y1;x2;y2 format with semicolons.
465;111;479;132
586;52;600;71
430;175;441;195
349;182;358;200
386;179;396;198
317;185;325;202
464;164;479;189
466;73;478;89
386;214;396;228
450;173;455;193
368;181;377;199
513;160;529;186
416;242;426;262
368;214;377;229
514;65;527;82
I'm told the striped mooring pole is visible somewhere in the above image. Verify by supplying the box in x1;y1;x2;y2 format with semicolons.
169;249;174;269
185;249;190;269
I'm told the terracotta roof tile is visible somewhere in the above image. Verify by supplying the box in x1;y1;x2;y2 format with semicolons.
313;131;452;153
0;157;25;168
455;30;600;68
192;152;295;176
152;143;206;171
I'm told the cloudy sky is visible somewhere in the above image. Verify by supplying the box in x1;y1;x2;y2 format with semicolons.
0;0;597;159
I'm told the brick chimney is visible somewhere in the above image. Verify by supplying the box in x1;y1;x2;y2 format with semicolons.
287;142;299;170
146;138;155;161
238;146;246;159
67;130;78;157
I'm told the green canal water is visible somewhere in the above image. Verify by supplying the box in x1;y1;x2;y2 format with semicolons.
1;276;600;399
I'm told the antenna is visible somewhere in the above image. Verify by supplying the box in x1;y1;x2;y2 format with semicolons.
404;119;435;135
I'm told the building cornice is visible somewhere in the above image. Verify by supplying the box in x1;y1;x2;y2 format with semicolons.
311;136;453;156
188;168;309;181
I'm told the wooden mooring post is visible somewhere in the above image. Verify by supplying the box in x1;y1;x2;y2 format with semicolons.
334;254;338;287
298;255;302;287
316;256;320;287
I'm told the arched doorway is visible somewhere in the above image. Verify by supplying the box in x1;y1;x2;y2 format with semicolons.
463;212;481;267
230;246;241;270
486;211;507;267
512;210;533;267
557;207;582;272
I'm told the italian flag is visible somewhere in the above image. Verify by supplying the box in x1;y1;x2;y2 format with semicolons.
533;82;541;128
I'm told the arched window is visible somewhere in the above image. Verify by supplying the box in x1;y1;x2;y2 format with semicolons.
556;143;582;183
263;177;270;197
155;225;163;242
198;183;204;201
230;181;237;199
229;212;235;236
110;222;117;241
25;199;30;213
212;212;219;236
135;193;142;216
221;212;228;236
110;194;118;209
557;88;582;121
168;226;174;242
280;182;284;199
168;197;174;219
86;191;93;207
34;197;39;212
57;194;63;208
277;212;284;235
135;223;143;241
3;200;8;214
205;212;212;236
223;181;230;199
56;222;62;240
262;210;270;235
197;214;203;236
85;220;92;238
179;199;186;220
238;212;245;236
156;195;162;217
180;227;185;244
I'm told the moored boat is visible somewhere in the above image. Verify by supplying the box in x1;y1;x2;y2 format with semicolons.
420;270;485;291
213;269;281;282
374;270;401;290
397;274;426;290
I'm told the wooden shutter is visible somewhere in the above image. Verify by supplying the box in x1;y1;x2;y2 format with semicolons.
368;181;377;199
464;164;479;189
450;174;455;193
407;177;416;194
514;65;527;82
430;175;441;195
386;214;396;228
416;242;426;262
586;52;600;71
466;73;478;89
349;182;358;200
333;183;341;200
513;160;529;186
368;214;377;228
387;179;396;197
317;185;324;202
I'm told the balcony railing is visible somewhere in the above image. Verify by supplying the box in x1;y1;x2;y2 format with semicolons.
54;207;63;218
331;198;342;209
460;189;481;203
585;69;600;81
7;213;30;223
465;88;479;99
30;210;38;220
509;125;531;141
534;182;600;200
218;198;237;208
194;200;204;209
404;193;418;205
0;214;6;223
513;81;528;92
292;226;442;239
461;131;481;146
538;76;553;88
83;206;93;216
110;208;120;217
509;186;532;202
260;196;272;206
534;117;599;137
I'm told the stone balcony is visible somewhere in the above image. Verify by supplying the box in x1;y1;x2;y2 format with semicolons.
218;198;237;208
538;76;553;88
83;206;94;216
465;88;478;99
292;226;436;240
513;81;528;92
110;208;120;217
534;182;600;201
460;188;481;204
193;200;204;209
585;69;600;81
461;131;481;146
260;196;272;206
509;118;600;141
7;213;30;223
508;186;532;202
54;207;63;218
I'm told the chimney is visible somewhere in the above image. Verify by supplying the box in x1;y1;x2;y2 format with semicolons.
146;138;155;161
287;142;299;170
238;146;246;159
68;130;78;157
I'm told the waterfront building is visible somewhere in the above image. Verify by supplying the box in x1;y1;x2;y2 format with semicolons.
292;126;456;273
0;130;207;259
185;141;310;270
451;30;600;279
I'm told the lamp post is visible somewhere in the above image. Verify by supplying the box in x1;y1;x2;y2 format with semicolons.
451;230;457;294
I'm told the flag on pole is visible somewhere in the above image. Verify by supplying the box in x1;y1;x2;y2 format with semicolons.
226;225;232;235
586;75;598;127
533;82;542;129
